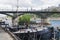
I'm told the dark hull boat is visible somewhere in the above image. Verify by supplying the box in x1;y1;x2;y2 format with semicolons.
11;27;60;40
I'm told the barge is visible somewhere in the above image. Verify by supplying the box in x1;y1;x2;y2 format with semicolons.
8;26;59;40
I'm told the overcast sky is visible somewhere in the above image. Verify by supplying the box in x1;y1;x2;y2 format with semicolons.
0;0;60;10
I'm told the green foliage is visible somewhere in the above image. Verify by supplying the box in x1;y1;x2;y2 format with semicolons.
18;14;31;25
51;14;60;17
51;8;60;17
52;8;57;12
18;14;42;25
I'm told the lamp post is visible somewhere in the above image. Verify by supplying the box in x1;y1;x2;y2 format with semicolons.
12;0;19;27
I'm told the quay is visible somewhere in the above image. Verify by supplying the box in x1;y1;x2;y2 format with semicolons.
0;27;17;40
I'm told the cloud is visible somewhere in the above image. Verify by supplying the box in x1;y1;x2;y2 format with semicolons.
0;0;60;10
31;0;60;8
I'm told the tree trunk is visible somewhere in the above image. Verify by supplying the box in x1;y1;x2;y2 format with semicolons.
25;22;29;28
41;17;50;27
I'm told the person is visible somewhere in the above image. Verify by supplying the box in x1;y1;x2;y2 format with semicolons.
5;19;9;27
49;27;54;40
56;27;59;40
25;23;29;29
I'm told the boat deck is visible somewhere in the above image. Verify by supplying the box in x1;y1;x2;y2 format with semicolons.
0;27;13;40
13;27;47;33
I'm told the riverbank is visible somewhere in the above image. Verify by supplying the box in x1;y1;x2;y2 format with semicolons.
49;17;60;20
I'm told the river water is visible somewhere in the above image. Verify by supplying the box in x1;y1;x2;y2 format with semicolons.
50;20;60;27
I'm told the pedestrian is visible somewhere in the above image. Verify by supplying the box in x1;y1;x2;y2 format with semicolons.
5;19;9;27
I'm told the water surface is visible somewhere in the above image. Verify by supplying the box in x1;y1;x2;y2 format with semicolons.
50;20;60;27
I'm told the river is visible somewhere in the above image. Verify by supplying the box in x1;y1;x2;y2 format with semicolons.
50;20;60;27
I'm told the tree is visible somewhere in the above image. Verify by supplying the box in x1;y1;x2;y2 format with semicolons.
51;8;60;17
52;8;58;12
18;14;31;27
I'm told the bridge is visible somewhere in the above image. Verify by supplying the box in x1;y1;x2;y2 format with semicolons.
0;11;60;18
0;11;60;27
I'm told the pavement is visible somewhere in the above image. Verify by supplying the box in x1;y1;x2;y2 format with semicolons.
0;27;13;40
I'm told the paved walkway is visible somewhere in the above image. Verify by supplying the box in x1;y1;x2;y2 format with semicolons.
0;27;13;40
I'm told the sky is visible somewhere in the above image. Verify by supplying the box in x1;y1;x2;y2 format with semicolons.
0;0;60;10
